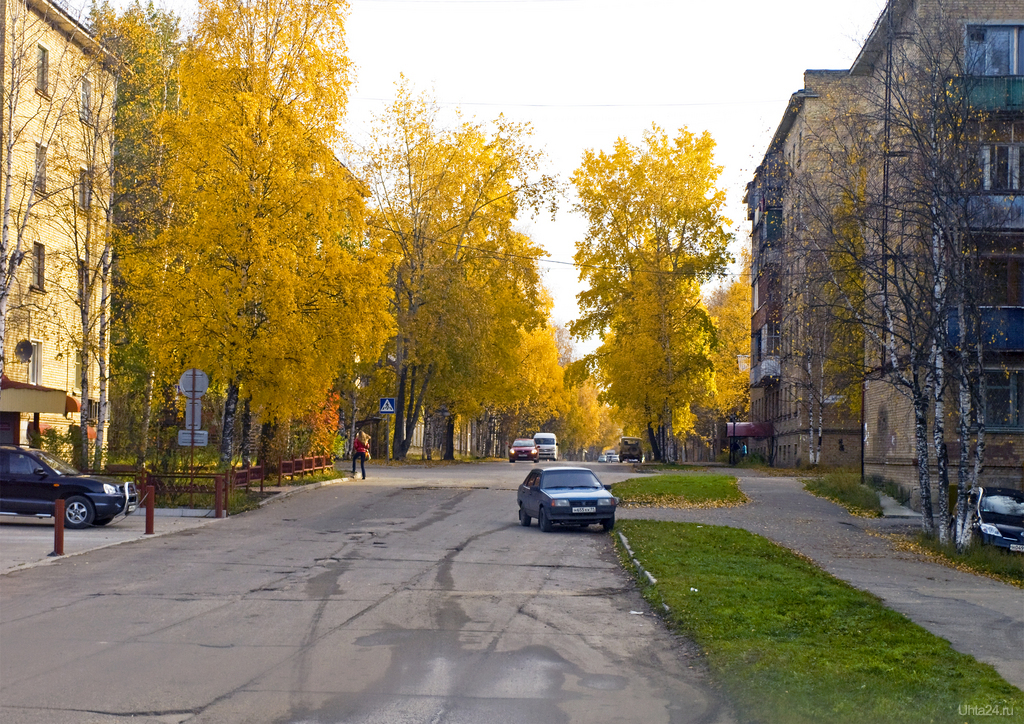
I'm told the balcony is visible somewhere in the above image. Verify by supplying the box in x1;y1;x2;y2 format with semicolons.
967;194;1024;230
750;356;780;387
955;76;1024;112
948;306;1024;351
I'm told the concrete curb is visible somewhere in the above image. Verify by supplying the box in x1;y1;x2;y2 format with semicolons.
257;476;350;507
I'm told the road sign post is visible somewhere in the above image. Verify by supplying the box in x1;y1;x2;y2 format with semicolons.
380;398;395;462
179;369;209;491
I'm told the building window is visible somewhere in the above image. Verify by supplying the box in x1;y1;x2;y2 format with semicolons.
980;144;1023;191
966;25;1024;76
36;45;48;94
28;341;42;385
31;243;45;290
34;144;46;195
78;168;91;210
80;78;92;123
986;369;1024;429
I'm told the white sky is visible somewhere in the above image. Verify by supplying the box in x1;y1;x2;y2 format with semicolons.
115;0;888;345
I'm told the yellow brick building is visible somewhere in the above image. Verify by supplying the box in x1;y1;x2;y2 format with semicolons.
0;0;113;452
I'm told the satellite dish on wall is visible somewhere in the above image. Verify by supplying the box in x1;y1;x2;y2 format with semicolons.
15;340;33;363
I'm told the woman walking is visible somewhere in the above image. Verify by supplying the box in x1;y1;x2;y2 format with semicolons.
352;432;370;479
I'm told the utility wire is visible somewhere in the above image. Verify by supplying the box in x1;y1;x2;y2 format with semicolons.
368;224;752;279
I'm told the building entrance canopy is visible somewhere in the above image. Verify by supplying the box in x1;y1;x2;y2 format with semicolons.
0;375;78;415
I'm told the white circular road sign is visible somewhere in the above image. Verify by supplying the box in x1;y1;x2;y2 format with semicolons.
178;368;210;397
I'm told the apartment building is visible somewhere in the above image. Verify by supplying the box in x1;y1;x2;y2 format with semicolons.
0;0;113;449
747;0;1024;490
744;72;863;470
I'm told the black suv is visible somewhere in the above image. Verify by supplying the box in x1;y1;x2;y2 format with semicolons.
0;446;138;529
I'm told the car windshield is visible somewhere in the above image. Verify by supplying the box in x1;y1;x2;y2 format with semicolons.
540;470;602;490
535;436;555;445
513;439;535;447
34;450;81;476
980;493;1024;517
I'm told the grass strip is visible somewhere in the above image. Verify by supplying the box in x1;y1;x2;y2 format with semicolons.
907;533;1024;588
612;473;747;508
803;469;883;517
615;520;1022;724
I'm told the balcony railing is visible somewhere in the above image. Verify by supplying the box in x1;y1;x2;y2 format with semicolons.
750;356;780;387
954;76;1024;112
948;306;1024;351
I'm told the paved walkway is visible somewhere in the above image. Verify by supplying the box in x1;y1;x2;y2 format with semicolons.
0;476;350;575
620;468;1024;691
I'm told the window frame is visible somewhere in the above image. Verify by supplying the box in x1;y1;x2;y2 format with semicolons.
28;341;42;386
80;77;92;124
966;25;1024;76
35;45;48;95
34;144;46;195
31;242;45;291
985;368;1024;431
77;167;91;210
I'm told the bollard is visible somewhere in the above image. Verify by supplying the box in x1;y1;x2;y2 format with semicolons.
50;499;65;556
145;485;155;534
215;474;224;518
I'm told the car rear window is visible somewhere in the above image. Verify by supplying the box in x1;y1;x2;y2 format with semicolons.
540;470;602;490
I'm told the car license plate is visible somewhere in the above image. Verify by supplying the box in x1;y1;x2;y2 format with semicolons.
572;506;596;514
1011;543;1024;553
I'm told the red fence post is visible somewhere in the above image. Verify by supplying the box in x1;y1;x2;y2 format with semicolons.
145;485;155;535
51;499;65;556
215;475;224;518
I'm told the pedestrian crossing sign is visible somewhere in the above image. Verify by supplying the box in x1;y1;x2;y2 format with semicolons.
379;397;396;414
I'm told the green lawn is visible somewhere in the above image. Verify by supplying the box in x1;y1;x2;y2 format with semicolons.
803;469;883;517
615;520;1023;724
612;473;747;508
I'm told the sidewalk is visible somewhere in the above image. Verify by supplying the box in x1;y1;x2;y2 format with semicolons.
619;468;1024;691
0;475;350;575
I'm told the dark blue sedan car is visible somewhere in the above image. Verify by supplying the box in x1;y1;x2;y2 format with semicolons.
517;467;617;532
970;487;1024;552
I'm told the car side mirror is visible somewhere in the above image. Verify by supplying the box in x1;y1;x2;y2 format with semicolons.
33;467;47;476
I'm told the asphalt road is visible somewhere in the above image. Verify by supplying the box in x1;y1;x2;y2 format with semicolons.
0;461;734;724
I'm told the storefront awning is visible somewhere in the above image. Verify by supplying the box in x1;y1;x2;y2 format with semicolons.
727;422;774;439
0;375;76;415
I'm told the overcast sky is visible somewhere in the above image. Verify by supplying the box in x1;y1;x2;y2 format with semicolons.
118;0;888;342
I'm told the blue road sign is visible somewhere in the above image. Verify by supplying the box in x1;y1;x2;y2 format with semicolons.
379;397;396;414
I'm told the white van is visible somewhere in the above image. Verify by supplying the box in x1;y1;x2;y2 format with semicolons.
533;433;558;461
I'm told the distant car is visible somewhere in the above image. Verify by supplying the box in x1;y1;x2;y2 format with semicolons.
606;452;619;463
509;438;539;463
969;487;1024;552
533;433;558;461
597;453;607;463
517;467;617;532
618;437;643;463
0;446;138;529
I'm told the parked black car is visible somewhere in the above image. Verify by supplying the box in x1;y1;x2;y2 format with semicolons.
0;446;138;529
517;467;617;532
969;487;1024;552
